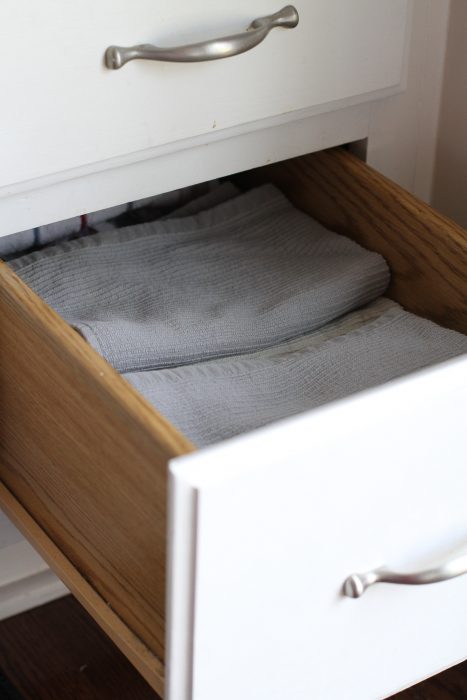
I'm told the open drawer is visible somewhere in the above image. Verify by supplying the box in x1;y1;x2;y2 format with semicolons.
1;149;467;700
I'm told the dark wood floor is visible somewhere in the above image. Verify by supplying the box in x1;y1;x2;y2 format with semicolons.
0;597;158;700
0;596;466;699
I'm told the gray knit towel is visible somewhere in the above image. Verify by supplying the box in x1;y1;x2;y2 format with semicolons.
10;185;390;373
125;299;467;447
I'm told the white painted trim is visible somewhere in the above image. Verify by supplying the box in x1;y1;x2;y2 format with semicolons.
166;471;199;700
0;103;371;236
0;540;68;620
0;84;403;201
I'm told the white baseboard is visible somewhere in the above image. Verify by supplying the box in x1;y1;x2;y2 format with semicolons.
0;540;68;620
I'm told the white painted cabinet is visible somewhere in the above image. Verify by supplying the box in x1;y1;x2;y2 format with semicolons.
1;1;466;699
0;1;409;188
0;0;411;235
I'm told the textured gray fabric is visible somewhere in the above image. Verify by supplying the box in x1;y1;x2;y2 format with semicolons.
10;185;389;373
125;299;467;447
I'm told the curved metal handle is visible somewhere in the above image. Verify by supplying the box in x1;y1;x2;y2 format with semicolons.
343;552;467;598
105;6;299;69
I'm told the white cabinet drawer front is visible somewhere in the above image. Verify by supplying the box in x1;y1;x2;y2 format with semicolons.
169;357;467;700
0;0;409;188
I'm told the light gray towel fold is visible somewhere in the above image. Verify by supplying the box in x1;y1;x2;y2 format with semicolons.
10;185;389;373
125;299;467;446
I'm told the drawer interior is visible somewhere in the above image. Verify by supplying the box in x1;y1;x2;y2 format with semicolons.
0;147;466;693
238;149;467;335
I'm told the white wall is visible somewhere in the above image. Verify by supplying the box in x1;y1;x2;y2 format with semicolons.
367;0;467;228
0;512;68;620
367;0;451;202
431;0;467;227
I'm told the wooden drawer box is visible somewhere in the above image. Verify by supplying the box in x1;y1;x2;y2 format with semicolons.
1;148;466;700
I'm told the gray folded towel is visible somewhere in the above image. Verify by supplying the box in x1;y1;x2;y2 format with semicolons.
10;185;389;373
125;299;467;446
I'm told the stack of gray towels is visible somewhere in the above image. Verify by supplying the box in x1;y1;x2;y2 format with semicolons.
8;183;467;447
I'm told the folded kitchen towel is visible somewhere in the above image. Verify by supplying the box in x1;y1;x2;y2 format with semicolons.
125;299;467;447
9;185;390;373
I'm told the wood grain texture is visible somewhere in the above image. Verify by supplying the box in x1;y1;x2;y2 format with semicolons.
0;262;194;672
241;148;467;334
0;482;164;697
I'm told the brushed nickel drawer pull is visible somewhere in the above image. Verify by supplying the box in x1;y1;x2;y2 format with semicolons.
104;6;299;69
343;553;467;598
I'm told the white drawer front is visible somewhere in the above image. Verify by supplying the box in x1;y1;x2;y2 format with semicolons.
169;356;467;700
1;0;409;189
